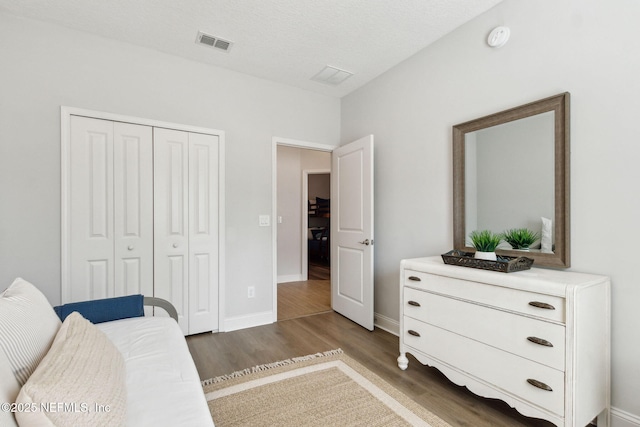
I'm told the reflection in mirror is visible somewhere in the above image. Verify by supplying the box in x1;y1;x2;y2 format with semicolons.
453;92;570;268
465;112;555;252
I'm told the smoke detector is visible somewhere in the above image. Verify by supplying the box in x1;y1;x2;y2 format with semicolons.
487;26;510;48
311;65;354;86
196;31;233;52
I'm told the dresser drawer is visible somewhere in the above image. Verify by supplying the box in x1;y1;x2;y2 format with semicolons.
404;270;565;323
403;316;565;416
403;288;565;370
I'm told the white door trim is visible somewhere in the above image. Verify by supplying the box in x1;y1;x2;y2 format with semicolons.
272;137;337;322
302;169;331;281
61;106;226;331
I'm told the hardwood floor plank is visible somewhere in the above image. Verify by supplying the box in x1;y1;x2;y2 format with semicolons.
277;280;331;321
187;312;555;427
277;262;331;321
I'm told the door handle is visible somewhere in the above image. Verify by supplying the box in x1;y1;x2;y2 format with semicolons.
358;239;372;246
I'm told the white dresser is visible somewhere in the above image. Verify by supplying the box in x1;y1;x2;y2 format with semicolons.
398;257;610;427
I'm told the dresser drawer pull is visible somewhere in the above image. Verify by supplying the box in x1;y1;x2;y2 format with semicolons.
527;379;553;391
407;301;421;307
527;336;554;347
407;276;422;282
407;330;421;337
528;301;556;310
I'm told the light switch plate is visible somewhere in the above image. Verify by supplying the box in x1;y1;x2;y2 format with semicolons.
259;215;270;226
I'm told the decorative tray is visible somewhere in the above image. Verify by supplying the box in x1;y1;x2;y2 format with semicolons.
441;250;534;273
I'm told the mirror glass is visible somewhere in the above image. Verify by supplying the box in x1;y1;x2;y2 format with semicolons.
453;93;570;268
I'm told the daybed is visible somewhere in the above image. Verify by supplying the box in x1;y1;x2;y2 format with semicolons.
0;278;214;427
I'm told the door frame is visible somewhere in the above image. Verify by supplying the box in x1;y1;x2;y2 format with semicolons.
60;106;226;330
272;137;337;322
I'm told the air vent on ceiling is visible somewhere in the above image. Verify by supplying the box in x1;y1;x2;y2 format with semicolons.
311;65;354;86
196;31;233;52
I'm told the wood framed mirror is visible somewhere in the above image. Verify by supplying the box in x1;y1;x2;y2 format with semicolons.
453;92;570;268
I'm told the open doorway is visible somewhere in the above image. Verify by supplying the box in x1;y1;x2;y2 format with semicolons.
306;172;330;278
275;144;332;321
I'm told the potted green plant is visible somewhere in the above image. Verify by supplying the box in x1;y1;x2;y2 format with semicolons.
502;228;539;250
469;230;502;261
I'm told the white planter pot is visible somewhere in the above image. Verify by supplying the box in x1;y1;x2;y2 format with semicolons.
474;251;497;261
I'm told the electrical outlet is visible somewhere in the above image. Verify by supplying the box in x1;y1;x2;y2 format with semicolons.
247;286;255;298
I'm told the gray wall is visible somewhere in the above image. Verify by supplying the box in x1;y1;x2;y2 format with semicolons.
341;0;640;421
0;14;340;322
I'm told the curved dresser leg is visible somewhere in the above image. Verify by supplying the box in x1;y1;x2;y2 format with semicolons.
397;353;409;370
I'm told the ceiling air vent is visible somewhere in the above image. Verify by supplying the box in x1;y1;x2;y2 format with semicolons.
196;31;233;52
311;65;354;86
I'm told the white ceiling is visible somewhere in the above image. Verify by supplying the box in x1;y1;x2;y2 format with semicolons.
0;0;504;98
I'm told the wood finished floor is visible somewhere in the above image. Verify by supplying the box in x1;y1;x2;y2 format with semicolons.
187;311;555;427
277;279;331;321
277;262;331;321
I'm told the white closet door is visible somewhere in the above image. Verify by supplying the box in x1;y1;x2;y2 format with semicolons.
113;122;153;298
69;116;115;302
154;128;190;333
188;133;219;334
68;117;153;303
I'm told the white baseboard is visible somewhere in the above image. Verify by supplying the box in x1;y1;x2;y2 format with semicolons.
374;312;399;336
277;274;304;283
612;407;640;427
223;311;273;332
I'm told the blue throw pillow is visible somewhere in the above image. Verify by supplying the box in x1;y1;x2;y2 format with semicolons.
54;294;144;324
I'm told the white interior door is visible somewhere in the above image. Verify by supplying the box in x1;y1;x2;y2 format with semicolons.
154;128;219;335
64;109;224;331
69;116;115;302
69;117;153;303
154;128;190;333
331;135;374;330
113;122;153;298
188;133;219;334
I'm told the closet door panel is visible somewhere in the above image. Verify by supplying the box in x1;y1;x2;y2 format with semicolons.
69;116;114;302
154;128;189;334
188;133;219;334
113;122;153;298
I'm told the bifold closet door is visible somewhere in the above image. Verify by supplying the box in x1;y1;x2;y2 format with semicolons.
153;128;219;335
68;116;153;302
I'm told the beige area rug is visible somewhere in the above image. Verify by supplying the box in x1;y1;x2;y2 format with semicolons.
202;349;450;427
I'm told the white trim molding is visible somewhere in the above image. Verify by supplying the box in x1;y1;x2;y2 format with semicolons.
611;407;640;427
374;312;399;336
277;274;304;284
224;311;273;332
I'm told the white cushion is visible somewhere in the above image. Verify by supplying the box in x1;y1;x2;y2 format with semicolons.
15;312;127;427
97;316;214;427
0;278;61;388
